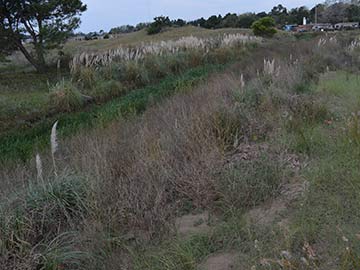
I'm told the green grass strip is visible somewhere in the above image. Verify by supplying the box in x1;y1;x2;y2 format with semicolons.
0;64;225;163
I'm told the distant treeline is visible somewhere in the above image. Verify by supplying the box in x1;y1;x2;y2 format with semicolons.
87;0;360;36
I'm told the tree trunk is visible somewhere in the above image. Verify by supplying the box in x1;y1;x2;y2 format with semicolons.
34;44;46;71
16;41;46;73
35;18;47;71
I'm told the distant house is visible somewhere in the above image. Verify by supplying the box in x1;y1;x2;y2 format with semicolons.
295;24;313;32
68;35;86;42
284;25;297;32
312;23;334;32
335;22;359;30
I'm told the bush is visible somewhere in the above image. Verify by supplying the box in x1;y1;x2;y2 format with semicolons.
49;80;84;112
0;174;88;269
147;16;171;35
92;80;124;101
251;17;277;38
121;62;150;87
216;155;283;211
73;67;98;90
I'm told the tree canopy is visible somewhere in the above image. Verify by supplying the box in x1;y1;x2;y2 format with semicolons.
147;16;171;35
0;0;87;72
251;16;277;37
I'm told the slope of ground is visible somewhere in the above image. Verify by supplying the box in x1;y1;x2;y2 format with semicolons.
1;31;360;270
65;26;251;53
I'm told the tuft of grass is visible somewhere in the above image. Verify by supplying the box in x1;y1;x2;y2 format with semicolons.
35;232;89;270
49;80;84;112
91;80;124;101
72;67;98;90
0;173;88;270
216;155;284;213
292;143;360;268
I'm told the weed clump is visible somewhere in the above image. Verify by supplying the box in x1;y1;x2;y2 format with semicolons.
0;174;88;270
49;80;84;112
216;154;283;212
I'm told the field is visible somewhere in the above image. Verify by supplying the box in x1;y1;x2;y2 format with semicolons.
0;27;251;136
1;26;360;270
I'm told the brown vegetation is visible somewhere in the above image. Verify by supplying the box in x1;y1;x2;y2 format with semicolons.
2;31;360;269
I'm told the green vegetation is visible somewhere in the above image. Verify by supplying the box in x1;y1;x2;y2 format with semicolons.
0;30;258;162
0;64;223;162
251;17;277;37
0;28;253;134
147;16;172;35
2;20;360;270
0;0;87;72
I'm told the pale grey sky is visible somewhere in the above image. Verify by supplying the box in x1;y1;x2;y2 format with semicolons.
79;0;320;32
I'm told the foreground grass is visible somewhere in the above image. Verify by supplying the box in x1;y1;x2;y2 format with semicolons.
123;70;360;270
2;32;360;270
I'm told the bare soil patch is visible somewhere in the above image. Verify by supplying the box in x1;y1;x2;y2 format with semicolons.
175;211;211;237
199;252;238;270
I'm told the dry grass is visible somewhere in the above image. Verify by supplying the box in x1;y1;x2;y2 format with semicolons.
2;30;360;270
70;33;261;72
65;26;251;54
67;74;249;235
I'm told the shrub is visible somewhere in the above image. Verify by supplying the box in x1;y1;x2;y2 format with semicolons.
122;62;150;87
147;16;171;35
143;55;169;79
73;67;98;90
49;80;84;112
92;80;124;101
251;17;277;38
0;174;88;269
216;155;283;211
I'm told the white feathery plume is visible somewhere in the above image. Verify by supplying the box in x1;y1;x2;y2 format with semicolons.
240;74;245;89
51;121;59;176
35;153;43;181
51;121;59;155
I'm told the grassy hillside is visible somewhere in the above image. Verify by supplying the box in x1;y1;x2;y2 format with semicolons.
0;30;259;161
1;29;360;270
65;26;251;53
0;26;251;72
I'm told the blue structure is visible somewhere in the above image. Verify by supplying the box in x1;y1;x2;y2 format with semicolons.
284;25;297;32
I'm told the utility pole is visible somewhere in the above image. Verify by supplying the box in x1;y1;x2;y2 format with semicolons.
315;6;318;24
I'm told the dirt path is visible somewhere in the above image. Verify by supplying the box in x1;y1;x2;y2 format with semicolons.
199;253;237;270
175;143;308;270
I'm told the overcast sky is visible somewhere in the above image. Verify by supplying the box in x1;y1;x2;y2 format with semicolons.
79;0;320;32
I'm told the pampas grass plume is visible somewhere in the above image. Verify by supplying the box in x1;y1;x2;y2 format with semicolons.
36;153;43;181
51;121;59;155
51;121;59;176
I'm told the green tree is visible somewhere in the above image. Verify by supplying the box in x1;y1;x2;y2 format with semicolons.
347;4;360;22
0;0;87;72
251;17;277;38
147;16;171;35
288;6;310;25
220;13;238;28
270;4;289;25
172;18;186;27
204;15;222;29
237;13;258;28
188;17;206;27
135;22;150;31
322;2;349;23
109;25;136;34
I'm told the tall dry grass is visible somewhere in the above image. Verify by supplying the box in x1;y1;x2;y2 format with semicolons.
70;34;261;72
2;31;360;269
